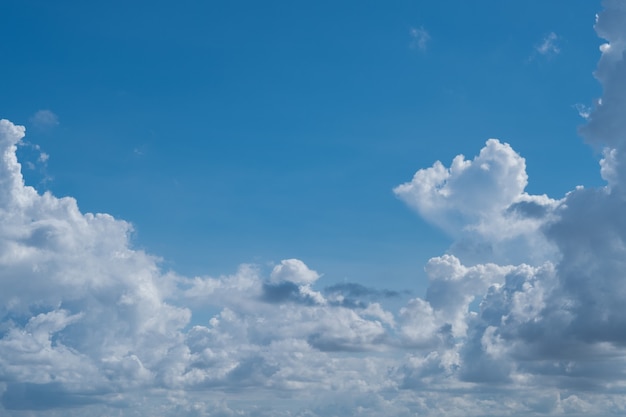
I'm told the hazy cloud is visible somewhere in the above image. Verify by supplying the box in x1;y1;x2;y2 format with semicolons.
536;32;561;56
410;26;430;51
29;110;59;130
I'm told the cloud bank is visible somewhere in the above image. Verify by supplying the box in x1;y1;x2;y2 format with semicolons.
2;1;626;416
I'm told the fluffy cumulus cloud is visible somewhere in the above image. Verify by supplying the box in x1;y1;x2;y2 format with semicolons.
393;138;559;265
0;119;396;416
3;1;626;416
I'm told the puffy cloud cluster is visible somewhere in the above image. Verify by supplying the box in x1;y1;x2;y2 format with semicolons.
3;1;626;416
395;0;626;413
0;121;398;415
394;138;559;266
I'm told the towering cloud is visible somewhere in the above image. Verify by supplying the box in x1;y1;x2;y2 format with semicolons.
395;1;626;414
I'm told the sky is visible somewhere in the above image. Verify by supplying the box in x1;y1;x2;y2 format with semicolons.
1;0;626;415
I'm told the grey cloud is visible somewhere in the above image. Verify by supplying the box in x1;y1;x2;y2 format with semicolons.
324;282;403;299
261;281;319;305
579;2;626;150
323;282;406;309
507;200;550;218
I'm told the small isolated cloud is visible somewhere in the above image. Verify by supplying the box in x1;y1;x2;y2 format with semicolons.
38;152;49;163
410;26;430;51
29;109;59;130
535;32;561;57
270;258;320;285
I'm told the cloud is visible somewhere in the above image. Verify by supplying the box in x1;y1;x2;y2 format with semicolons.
536;32;561;56
410;26;430;51
3;1;626;416
29;110;59;130
270;258;320;285
574;103;592;119
0;124;397;413
324;282;402;299
38;152;49;163
394;139;529;231
323;283;404;308
393;138;560;266
394;0;626;406
579;3;626;189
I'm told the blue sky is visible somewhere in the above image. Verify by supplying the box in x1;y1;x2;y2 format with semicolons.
0;0;603;283
3;0;626;416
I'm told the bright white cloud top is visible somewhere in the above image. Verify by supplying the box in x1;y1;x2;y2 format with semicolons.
2;1;626;416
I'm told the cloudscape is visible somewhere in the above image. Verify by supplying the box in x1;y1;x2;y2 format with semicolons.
2;0;626;416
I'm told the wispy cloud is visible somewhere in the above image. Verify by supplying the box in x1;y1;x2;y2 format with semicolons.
410;26;430;51
535;32;560;57
574;103;592;119
29;109;59;130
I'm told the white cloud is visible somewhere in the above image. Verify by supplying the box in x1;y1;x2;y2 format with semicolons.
394;138;560;266
574;103;592;119
536;32;561;56
410;26;430;51
270;258;320;285
394;139;529;231
29;110;59;130
38;152;49;163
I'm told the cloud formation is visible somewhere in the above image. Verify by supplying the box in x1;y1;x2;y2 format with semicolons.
0;122;395;414
2;1;626;416
393;138;559;265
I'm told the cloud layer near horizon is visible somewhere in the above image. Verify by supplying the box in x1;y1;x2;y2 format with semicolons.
2;1;626;416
